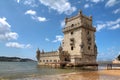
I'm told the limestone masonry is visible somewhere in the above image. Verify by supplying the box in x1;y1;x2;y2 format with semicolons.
36;11;97;66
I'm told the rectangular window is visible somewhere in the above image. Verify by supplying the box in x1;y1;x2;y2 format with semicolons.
71;31;73;35
50;60;52;62
46;60;48;62
71;46;74;50
88;46;90;50
54;60;57;62
70;38;74;42
43;60;45;62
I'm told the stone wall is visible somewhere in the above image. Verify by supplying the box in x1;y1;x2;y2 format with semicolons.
62;11;97;63
37;51;60;65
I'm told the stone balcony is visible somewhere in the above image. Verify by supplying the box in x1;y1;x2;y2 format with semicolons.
63;24;81;33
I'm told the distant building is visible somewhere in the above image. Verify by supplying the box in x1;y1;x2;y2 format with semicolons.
113;54;120;63
36;11;97;66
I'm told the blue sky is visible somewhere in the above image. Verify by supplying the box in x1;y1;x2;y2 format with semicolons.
0;0;120;61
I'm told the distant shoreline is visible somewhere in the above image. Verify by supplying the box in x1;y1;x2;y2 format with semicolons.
0;56;36;62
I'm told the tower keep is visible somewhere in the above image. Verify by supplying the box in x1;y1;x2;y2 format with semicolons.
36;11;97;66
62;11;97;63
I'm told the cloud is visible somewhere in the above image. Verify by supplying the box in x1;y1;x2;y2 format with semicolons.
86;0;104;4
96;24;106;31
0;17;31;49
39;0;76;15
109;24;120;30
113;8;120;14
61;20;65;28
45;38;50;41
106;18;120;26
37;17;47;22
24;0;38;7
96;18;120;31
16;0;20;3
84;4;89;8
25;10;36;15
0;17;18;41
25;10;47;22
31;16;47;22
52;35;63;43
16;0;38;7
6;42;32;48
105;0;120;7
90;0;104;3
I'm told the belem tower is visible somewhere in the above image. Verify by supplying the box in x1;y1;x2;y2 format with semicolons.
36;11;97;67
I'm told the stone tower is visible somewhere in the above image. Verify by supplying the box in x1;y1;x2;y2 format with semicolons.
62;11;97;63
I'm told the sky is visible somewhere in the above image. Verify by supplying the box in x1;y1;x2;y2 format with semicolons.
0;0;120;61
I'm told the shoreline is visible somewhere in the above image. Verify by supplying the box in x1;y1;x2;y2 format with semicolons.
12;69;120;80
99;69;120;76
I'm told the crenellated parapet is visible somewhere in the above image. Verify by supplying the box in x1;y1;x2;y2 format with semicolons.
63;10;95;33
40;51;59;57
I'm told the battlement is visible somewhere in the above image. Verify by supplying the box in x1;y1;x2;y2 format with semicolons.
40;51;59;57
63;10;95;33
65;11;92;24
63;21;96;33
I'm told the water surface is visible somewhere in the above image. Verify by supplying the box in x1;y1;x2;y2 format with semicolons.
0;62;120;80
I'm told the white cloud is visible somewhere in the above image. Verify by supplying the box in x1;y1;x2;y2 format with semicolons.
86;0;104;3
52;35;63;43
84;4;89;8
25;10;47;22
25;10;36;15
96;18;120;31
105;0;120;7
96;24;106;31
16;0;20;3
39;0;76;15
0;17;18;41
23;0;38;7
45;38;50;41
106;18;120;26
6;42;32;48
90;0;104;3
16;0;38;7
31;16;47;22
61;20;65;28
4;32;18;40
109;24;120;30
113;8;120;14
37;17;47;22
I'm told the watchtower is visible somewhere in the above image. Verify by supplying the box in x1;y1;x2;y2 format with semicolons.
62;11;97;63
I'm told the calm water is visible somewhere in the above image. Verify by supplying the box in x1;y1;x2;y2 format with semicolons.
0;62;120;80
0;62;78;79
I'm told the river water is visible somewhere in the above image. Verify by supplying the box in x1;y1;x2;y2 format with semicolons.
0;62;120;80
0;62;79;79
